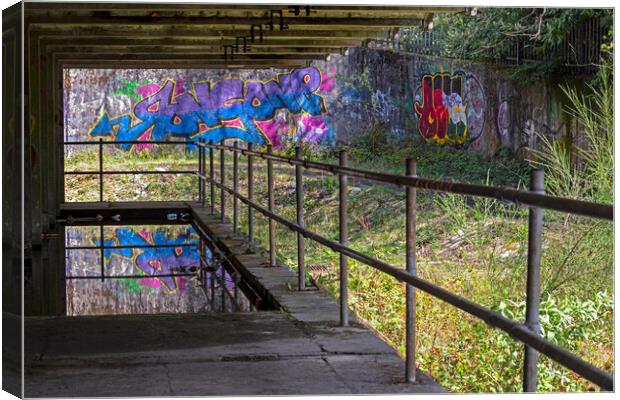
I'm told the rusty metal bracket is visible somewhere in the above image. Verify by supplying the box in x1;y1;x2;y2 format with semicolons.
235;36;249;52
288;6;311;16
268;10;288;31
250;24;263;43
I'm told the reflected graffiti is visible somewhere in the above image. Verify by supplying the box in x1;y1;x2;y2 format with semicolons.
91;227;200;292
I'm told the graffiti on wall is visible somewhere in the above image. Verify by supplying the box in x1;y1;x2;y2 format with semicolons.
497;100;511;145
89;68;329;150
91;227;200;292
413;71;486;145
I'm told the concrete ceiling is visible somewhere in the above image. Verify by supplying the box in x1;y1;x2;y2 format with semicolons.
23;2;466;69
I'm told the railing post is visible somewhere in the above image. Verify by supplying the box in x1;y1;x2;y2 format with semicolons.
221;263;226;312
233;141;239;233
220;140;226;224
295;146;305;290
210;256;216;309
99;224;105;282
98;138;103;202
201;139;206;207
339;149;349;326
267;144;276;267
209;140;215;214
523;169;545;392
406;158;417;383
247;142;254;243
198;139;203;204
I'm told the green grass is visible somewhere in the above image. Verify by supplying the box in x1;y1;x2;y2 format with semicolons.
64;138;613;393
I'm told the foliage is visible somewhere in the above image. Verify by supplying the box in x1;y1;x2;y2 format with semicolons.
528;64;613;300
429;8;613;81
64;117;612;392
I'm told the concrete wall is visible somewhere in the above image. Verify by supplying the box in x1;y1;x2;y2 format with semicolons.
314;49;572;157
65;49;573;159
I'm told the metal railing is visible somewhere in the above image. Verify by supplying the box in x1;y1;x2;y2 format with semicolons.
194;138;613;392
63;139;197;202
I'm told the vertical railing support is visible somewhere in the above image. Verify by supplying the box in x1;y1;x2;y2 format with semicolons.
523;169;545;392
233;141;239;232
210;256;216;310
295;146;305;290
209;140;215;214
220;141;226;224
247;142;254;243
339;149;349;326
267;144;276;267
198;139;203;204
405;158;417;383
201;139;206;207
99;224;105;282
98;138;103;202
221;263;226;312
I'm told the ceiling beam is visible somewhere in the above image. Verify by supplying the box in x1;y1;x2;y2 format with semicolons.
58;59;310;69
44;44;337;56
30;25;391;38
37;35;364;48
25;3;465;17
27;16;427;28
33;32;363;48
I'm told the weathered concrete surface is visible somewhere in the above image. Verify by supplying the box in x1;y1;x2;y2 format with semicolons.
24;312;444;397
23;204;444;396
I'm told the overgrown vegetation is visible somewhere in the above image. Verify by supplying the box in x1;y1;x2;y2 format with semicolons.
64;69;613;392
422;8;613;81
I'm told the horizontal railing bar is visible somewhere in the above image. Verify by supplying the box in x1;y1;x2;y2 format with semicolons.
198;142;613;221
64;140;196;145
66;273;198;279
204;174;613;390
64;170;196;175
65;242;200;250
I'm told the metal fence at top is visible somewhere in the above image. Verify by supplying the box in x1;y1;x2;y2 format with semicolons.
371;15;606;76
194;139;613;392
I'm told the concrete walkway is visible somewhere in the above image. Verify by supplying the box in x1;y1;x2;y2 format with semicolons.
23;202;444;396
24;312;443;397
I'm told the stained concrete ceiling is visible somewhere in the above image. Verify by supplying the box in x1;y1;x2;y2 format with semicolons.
23;2;466;69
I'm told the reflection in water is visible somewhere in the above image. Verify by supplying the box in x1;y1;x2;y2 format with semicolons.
65;225;253;315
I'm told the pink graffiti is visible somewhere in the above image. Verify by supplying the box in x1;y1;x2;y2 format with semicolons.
137;83;161;99
137;79;186;99
139;277;162;289
133;126;154;151
298;114;330;144
319;67;337;93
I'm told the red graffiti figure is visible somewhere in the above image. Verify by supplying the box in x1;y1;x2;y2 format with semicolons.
414;73;468;145
414;77;449;141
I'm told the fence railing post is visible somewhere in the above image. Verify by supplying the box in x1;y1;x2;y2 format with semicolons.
406;158;417;383
198;139;203;204
209;140;215;214
523;169;545;392
295;146;305;290
98;138;103;202
267;144;276;267
233;141;239;233
220;263;226;312
201;139;206;207
339;149;349;327
220;140;226;224
247;142;254;243
210;256;216;309
99;224;105;282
